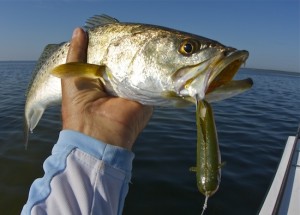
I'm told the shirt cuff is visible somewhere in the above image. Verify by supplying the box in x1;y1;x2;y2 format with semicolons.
54;130;135;173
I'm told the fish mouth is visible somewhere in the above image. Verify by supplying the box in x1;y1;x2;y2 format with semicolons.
174;49;252;102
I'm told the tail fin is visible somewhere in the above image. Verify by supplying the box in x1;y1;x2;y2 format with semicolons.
24;107;45;149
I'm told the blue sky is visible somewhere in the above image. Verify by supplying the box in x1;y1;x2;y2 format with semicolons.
0;0;299;72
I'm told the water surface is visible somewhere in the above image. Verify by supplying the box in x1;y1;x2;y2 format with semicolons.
0;61;299;214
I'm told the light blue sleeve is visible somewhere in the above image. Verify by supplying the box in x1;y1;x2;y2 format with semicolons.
21;130;135;215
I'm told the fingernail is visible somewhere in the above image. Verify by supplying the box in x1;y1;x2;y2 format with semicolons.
72;28;80;39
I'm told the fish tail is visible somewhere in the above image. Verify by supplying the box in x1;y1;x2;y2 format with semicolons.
23;105;45;148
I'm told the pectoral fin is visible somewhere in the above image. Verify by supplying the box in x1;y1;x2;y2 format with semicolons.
51;62;105;79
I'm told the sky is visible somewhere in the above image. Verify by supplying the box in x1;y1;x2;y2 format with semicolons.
0;0;299;73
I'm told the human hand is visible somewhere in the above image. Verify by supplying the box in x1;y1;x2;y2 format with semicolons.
61;28;153;150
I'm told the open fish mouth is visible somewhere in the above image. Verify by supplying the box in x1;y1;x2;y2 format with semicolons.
174;49;252;103
206;50;249;93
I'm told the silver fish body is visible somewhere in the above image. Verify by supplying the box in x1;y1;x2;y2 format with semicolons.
25;15;252;145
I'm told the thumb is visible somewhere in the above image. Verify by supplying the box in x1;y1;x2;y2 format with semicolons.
66;28;88;62
61;28;90;121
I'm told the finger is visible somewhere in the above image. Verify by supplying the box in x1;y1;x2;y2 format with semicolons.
61;28;88;104
67;28;88;63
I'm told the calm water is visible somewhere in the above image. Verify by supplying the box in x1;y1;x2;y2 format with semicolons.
0;61;299;215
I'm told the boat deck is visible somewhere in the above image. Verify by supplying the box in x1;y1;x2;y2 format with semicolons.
259;135;300;215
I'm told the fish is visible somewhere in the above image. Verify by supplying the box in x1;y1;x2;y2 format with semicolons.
24;14;253;204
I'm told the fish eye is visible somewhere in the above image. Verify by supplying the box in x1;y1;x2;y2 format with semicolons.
179;39;199;56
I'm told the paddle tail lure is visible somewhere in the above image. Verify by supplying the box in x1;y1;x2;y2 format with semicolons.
190;100;221;214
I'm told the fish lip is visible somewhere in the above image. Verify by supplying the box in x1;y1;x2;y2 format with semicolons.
206;50;249;92
174;49;249;101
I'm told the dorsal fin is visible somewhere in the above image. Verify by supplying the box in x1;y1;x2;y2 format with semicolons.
84;14;119;30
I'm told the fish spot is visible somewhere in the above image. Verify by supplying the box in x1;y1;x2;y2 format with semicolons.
113;41;120;47
131;26;145;35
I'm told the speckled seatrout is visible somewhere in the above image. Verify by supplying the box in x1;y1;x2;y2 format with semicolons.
24;14;253;206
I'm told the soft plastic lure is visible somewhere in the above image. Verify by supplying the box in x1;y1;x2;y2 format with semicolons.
190;100;221;214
